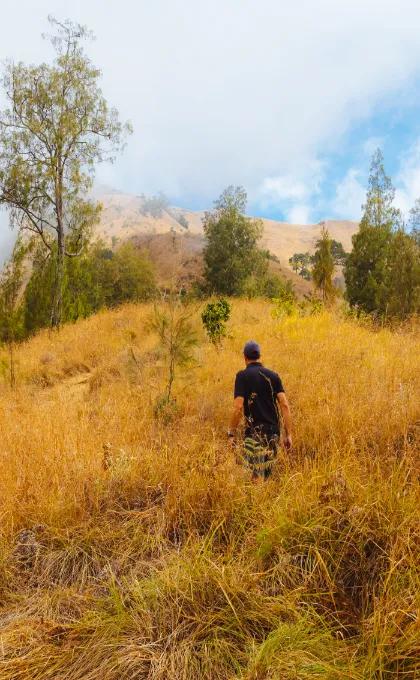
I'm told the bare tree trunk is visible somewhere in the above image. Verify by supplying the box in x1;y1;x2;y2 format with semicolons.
51;176;64;328
167;355;175;402
51;231;65;328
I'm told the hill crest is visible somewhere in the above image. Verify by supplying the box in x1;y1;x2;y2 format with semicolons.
93;186;358;259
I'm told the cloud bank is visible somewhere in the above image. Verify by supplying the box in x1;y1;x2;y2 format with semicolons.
1;0;420;235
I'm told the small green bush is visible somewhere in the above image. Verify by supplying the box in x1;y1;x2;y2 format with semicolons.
271;294;324;319
201;299;231;344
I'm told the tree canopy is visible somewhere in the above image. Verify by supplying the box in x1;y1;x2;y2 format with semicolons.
202;186;268;296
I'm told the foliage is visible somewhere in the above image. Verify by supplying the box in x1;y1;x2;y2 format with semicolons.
289;242;347;281
300;266;312;280
343;149;420;319
149;296;198;405
271;287;297;317
0;238;26;385
330;239;349;265
271;290;323;318
202;185;269;295
178;212;189;229
111;243;156;304
0;17;132;327
140;191;170;219
261;275;295;299
24;240;156;334
201;299;230;344
312;226;337;302
242;274;295;300
344;150;400;313
384;229;420;319
408;198;420;248
289;252;312;274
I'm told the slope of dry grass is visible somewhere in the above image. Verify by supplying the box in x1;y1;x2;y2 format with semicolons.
0;300;419;679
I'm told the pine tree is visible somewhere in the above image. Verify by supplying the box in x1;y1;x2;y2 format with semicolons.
344;150;401;313
312;226;336;302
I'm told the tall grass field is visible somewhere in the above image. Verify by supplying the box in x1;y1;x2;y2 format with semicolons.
0;300;419;679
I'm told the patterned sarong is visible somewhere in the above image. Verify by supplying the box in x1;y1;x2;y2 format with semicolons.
244;433;279;480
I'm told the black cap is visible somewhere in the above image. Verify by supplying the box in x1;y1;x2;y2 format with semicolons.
243;340;261;360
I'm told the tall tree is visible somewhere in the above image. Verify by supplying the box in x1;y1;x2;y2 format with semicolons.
344;150;401;313
202;186;268;295
312;226;336;302
289;252;312;274
0;16;132;326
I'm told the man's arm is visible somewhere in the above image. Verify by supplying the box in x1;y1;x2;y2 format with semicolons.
228;396;244;443
277;392;292;450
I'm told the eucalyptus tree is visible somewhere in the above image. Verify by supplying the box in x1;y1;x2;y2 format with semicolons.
0;16;132;326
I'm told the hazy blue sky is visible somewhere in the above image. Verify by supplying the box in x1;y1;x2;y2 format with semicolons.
2;0;420;258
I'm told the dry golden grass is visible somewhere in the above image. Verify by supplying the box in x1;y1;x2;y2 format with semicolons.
0;300;419;679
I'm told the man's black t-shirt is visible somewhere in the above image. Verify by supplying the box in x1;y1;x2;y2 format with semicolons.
234;362;284;437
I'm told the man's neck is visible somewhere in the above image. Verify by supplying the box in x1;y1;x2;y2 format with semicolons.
245;359;261;367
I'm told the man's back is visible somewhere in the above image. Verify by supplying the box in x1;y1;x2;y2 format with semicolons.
234;361;284;436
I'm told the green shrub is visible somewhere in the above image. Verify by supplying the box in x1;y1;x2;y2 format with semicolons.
271;293;324;319
201;299;231;344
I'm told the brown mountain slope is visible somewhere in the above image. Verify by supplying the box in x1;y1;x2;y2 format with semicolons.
93;185;358;277
128;230;314;296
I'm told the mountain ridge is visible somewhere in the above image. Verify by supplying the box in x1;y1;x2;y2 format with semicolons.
93;185;359;276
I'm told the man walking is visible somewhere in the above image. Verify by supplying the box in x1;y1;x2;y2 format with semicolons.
228;341;292;481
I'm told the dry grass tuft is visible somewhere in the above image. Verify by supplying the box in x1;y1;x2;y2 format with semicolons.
0;300;419;678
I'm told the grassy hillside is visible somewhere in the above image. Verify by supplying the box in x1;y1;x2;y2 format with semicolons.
0;301;419;679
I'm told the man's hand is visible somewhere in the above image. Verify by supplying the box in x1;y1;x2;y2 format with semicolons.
277;393;292;452
284;435;292;451
228;397;244;445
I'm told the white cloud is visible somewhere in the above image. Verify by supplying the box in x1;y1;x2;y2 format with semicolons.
260;160;324;202
287;205;312;224
363;137;385;157
258;160;324;222
260;177;309;202
1;0;420;207
332;168;366;220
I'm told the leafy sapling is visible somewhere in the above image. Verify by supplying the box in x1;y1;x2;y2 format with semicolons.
201;299;231;345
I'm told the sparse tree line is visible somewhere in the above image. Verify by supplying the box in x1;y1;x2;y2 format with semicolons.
289;239;349;280
138;191;189;229
0;238;156;345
